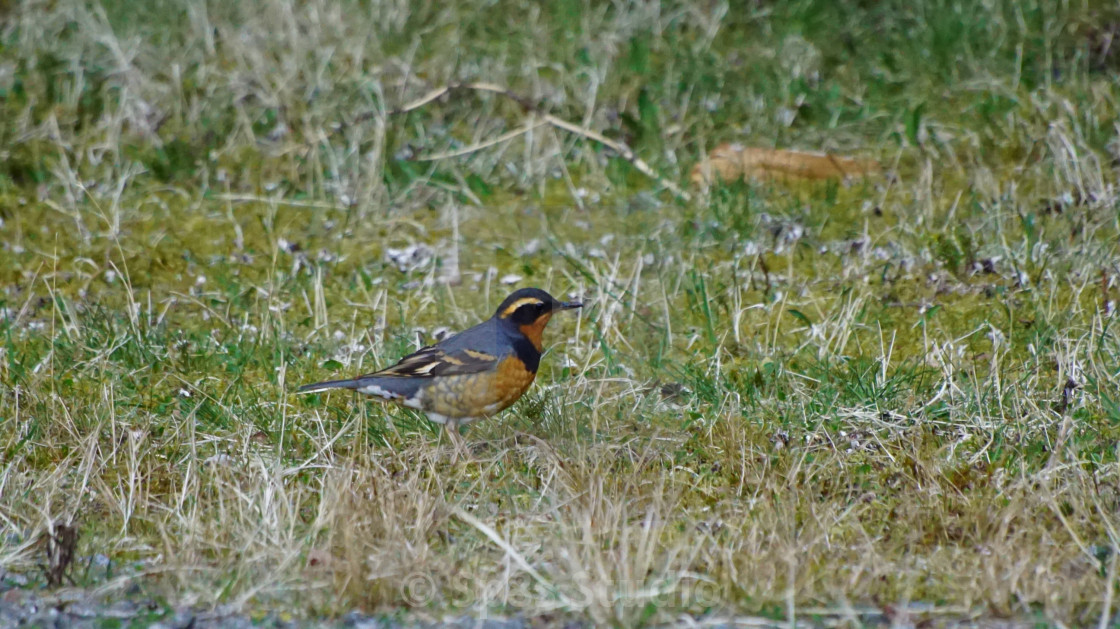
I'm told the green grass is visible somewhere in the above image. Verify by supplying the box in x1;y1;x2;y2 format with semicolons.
2;0;1120;625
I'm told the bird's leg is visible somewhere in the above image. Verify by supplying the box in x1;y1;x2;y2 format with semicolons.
446;419;464;463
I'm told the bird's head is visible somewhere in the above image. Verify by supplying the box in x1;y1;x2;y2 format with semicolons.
495;287;582;350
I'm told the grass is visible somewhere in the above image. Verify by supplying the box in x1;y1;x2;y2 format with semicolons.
1;0;1119;625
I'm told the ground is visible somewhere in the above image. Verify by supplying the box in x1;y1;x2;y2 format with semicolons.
1;0;1119;626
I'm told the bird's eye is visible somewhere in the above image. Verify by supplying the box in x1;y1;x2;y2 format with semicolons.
517;301;546;319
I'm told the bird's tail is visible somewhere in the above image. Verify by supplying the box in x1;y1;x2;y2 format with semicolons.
297;378;362;394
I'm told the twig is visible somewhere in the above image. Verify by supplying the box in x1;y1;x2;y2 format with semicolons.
542;111;691;200
384;81;691;201
389;82;533;115
416;119;549;162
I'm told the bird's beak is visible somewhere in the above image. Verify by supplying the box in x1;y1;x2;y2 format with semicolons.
556;300;583;310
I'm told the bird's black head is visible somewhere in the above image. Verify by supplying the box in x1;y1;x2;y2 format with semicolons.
495;287;582;326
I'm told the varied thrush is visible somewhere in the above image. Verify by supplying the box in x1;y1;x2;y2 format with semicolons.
298;287;582;446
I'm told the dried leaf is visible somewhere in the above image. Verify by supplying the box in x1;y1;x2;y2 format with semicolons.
691;143;882;186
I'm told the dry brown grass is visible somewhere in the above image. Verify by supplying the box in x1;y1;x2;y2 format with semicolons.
2;0;1120;625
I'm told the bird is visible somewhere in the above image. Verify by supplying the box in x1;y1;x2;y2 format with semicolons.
298;287;582;453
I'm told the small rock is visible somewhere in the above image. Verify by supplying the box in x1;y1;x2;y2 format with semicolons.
518;239;542;257
3;572;28;586
203;453;234;467
385;244;433;273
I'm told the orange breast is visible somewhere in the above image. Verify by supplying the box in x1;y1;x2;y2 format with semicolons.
421;355;537;419
489;355;537;408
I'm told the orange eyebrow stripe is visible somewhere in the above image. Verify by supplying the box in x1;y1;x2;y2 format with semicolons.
499;297;545;318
